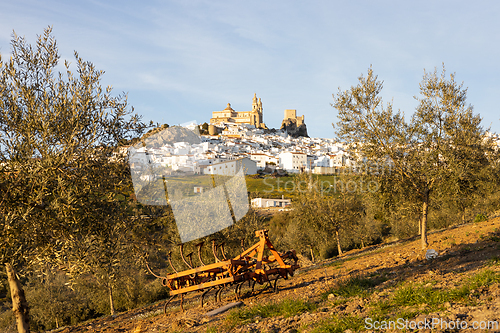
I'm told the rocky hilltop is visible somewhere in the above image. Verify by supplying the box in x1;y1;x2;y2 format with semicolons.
135;125;201;148
280;109;308;138
280;117;309;138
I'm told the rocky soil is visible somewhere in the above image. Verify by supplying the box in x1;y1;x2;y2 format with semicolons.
55;217;500;333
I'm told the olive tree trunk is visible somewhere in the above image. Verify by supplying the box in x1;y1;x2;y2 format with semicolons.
109;285;115;316
5;263;30;333
335;230;343;255
421;190;430;249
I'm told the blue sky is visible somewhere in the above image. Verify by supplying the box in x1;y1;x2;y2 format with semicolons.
1;0;499;138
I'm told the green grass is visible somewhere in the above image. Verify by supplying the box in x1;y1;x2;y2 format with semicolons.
309;314;365;333
222;264;499;332
372;283;454;316
327;260;343;268
321;275;387;300
466;269;500;289
369;299;398;321
392;283;448;307
487;256;500;266
368;269;500;320
245;175;340;200
224;299;316;329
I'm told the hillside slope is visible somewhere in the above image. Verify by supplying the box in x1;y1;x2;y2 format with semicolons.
57;217;500;333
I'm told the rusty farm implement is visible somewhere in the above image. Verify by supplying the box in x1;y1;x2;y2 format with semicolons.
147;229;299;312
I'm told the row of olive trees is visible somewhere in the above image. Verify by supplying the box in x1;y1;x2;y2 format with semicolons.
268;173;385;260
270;163;499;262
332;65;499;250
5;260;167;331
0;27;274;333
271;66;499;260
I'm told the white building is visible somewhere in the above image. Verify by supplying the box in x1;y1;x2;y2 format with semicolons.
249;153;278;170
128;146;151;166
313;155;331;168
204;157;257;176
279;151;307;173
306;155;315;171
251;197;291;208
249;153;268;169
331;152;347;167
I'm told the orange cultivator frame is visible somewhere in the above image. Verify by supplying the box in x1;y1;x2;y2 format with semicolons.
147;229;299;312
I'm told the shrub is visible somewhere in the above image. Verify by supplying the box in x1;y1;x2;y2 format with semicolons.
474;213;488;223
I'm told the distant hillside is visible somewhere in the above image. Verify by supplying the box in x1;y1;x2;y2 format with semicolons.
123;124;203;148
135;125;200;148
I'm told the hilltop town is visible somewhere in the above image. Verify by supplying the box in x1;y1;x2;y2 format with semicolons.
125;93;500;178
126;94;358;177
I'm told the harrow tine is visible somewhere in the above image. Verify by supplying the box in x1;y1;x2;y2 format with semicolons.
212;240;222;263
273;276;280;293
178;243;193;269
200;287;215;307
234;281;245;300
163;294;177;314
216;285;226;303
186;252;195;268
258;280;272;295
251;280;257;293
240;239;245;252
219;242;228;261
167;251;178;274
195;241;207;266
145;261;166;279
233;285;238;301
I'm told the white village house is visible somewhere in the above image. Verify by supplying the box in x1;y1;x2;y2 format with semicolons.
203;157;257;176
251;196;291;208
279;151;307;173
250;153;279;170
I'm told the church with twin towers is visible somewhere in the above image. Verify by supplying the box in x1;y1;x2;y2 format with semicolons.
210;93;266;129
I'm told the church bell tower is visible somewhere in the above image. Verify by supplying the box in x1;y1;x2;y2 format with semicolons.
251;93;263;128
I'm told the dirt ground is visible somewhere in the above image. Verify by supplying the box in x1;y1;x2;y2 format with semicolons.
54;217;500;333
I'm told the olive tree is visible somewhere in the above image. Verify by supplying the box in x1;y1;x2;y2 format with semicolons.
332;65;493;249
283;173;364;258
0;27;144;332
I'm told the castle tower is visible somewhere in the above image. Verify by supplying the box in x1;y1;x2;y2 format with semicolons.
284;109;297;120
